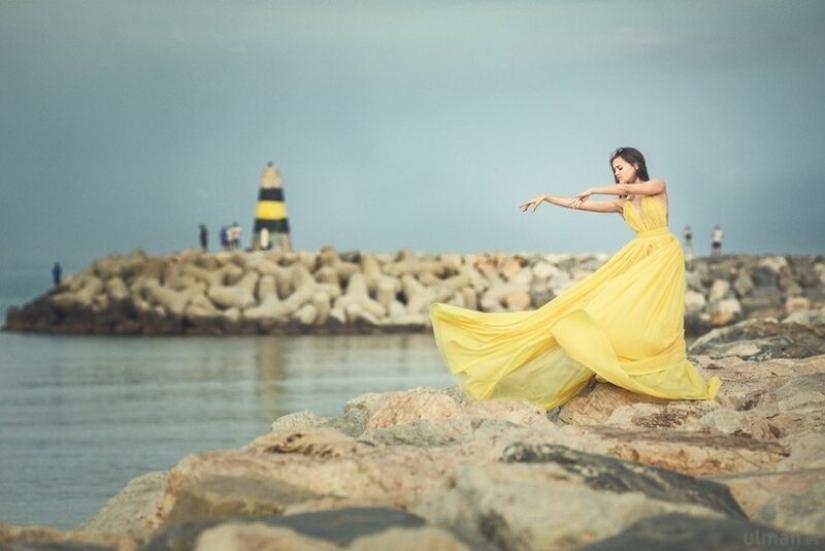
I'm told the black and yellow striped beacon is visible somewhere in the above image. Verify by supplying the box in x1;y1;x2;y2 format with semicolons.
252;161;292;251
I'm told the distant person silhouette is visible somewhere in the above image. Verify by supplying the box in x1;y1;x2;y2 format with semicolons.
220;226;229;251
199;224;208;252
683;225;693;259
52;262;62;287
230;222;242;251
711;225;724;257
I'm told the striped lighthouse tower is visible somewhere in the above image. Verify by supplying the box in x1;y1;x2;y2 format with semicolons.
252;161;292;251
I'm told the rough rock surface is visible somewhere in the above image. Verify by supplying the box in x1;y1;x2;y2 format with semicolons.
578;513;821;551
500;443;745;517
690;318;825;360
3;318;824;550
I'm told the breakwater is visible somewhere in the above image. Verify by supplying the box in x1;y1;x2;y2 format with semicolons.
4;248;824;336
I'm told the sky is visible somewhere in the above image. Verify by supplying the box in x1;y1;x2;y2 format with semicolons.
1;0;824;271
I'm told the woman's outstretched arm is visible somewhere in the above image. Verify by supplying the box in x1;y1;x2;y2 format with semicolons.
578;178;665;199
571;179;665;209
520;194;623;214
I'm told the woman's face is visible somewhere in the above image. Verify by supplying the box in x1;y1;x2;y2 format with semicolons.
612;156;639;184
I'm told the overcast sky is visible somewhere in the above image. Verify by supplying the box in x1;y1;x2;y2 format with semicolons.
1;1;824;271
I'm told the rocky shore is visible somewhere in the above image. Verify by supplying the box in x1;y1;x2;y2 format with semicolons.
2;317;824;550
4;248;825;336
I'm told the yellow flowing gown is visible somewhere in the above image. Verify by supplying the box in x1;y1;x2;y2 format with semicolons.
430;196;721;410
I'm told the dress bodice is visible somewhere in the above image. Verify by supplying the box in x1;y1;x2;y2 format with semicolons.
623;196;668;236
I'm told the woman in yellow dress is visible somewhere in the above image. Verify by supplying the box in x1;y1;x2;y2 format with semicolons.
430;147;721;410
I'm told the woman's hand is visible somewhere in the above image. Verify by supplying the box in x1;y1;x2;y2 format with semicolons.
520;194;547;212
571;189;593;209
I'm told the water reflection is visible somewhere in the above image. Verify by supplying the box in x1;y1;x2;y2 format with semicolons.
0;331;452;529
251;333;450;420
253;336;286;423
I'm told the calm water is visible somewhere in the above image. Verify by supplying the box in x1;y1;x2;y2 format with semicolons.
0;268;452;529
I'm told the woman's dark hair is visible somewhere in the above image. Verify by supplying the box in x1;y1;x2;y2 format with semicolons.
609;147;650;183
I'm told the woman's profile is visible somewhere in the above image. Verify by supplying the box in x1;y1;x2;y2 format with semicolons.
430;147;720;409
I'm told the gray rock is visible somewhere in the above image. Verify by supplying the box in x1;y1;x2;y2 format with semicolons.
140;507;428;551
327;406;370;438
689;319;825;360
78;471;167;536
685;270;705;293
160;474;327;528
359;419;466;447
577;513;820;551
751;266;780;289
417;455;735;551
782;308;825;325
732;271;754;297
0;543;111;551
755;479;825;537
780;274;803;296
705;258;739;284
529;287;555;309
439;384;470;405
501;443;746;519
804;286;825;302
788;256;824;288
270;411;330;431
739;295;784;319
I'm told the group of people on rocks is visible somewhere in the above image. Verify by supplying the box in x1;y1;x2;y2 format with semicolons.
199;222;243;252
197;221;724;259
682;224;724;259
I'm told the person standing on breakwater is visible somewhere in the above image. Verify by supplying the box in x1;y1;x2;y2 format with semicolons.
52;262;62;287
220;226;229;251
683;224;693;259
199;224;208;252
431;147;720;410
229;222;242;250
712;225;724;257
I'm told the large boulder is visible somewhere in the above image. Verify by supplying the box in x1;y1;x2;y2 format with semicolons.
690;319;825;360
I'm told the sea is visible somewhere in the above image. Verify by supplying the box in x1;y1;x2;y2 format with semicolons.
0;268;453;530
